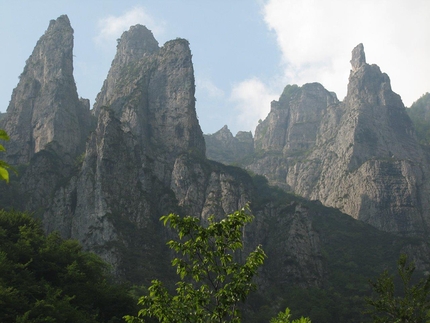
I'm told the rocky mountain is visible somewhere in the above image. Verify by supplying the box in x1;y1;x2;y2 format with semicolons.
0;16;256;281
1;16;430;322
407;92;430;145
0;15;92;166
204;125;254;165
207;44;430;237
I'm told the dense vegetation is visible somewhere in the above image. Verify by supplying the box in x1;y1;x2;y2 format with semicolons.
244;174;428;323
0;210;136;322
125;207;267;323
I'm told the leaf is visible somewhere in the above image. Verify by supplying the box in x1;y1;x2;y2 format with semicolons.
0;129;9;141
0;166;9;183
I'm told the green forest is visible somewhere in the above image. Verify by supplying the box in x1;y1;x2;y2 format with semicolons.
2;206;430;322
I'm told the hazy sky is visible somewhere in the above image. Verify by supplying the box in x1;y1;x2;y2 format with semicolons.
1;1;429;135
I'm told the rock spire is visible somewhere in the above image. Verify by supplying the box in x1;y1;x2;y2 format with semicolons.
0;15;91;164
350;43;366;72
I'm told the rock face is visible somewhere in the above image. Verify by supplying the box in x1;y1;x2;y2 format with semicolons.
0;19;256;280
204;125;254;165
245;44;430;236
0;15;92;165
406;92;430;145
44;24;251;278
3;18;430;319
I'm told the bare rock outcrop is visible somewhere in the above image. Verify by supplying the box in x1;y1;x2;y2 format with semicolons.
246;44;430;236
204;125;254;165
0;15;92;165
3;16;430;302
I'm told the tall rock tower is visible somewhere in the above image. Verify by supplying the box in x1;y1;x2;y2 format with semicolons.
0;15;91;165
249;44;430;236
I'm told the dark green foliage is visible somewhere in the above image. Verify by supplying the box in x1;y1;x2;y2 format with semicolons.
270;308;311;323
0;209;136;323
246;173;423;323
125;206;266;323
407;93;430;145
366;254;430;323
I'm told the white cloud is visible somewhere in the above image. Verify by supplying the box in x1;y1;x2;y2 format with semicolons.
263;0;430;105
230;78;278;133
95;6;165;46
196;78;225;99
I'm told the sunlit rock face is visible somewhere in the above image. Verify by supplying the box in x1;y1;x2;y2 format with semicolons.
3;14;430;300
93;25;205;178
0;15;91;165
243;44;430;236
0;18;256;280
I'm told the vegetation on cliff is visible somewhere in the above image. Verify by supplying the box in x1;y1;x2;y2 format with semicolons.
0;210;136;323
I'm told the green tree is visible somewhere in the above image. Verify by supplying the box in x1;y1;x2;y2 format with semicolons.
365;254;430;323
125;206;267;323
0;209;136;323
270;308;311;323
0;129;13;183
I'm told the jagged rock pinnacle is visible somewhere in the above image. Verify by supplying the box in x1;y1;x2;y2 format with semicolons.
0;14;91;164
350;43;366;72
115;25;159;64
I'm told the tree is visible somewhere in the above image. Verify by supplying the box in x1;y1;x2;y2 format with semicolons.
270;308;311;323
365;254;430;323
124;206;267;323
0;209;136;322
0;129;13;183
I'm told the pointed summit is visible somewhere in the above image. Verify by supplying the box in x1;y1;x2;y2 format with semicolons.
0;15;91;164
116;25;159;63
93;25;205;173
93;25;159;115
350;43;366;72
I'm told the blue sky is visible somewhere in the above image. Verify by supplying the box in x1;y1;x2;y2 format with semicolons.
1;1;430;135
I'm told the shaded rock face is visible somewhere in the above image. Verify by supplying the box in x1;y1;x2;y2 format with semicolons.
1;20;253;280
4;15;430;299
406;93;430;146
253;203;324;288
93;26;205;185
0;15;92;165
204;125;254;165
245;44;430;236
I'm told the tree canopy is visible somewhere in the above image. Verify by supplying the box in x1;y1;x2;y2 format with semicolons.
366;254;430;323
125;206;267;323
0;209;136;323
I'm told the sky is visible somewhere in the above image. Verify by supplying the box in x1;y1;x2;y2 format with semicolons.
1;1;430;135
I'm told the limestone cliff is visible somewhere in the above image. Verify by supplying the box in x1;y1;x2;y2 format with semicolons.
3;18;430;320
246;44;430;236
0;15;92;165
407;92;430;145
204;125;254;165
0;17;331;288
39;24;253;279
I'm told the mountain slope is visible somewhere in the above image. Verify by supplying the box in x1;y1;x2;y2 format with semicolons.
207;44;430;236
1;17;430;323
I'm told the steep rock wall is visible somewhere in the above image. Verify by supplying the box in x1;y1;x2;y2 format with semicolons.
249;44;430;235
0;15;92;165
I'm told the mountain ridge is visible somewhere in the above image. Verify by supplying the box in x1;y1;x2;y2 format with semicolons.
1;15;430;322
207;43;430;237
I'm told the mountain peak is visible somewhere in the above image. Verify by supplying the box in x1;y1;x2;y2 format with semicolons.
48;14;71;29
0;14;91;164
116;24;159;61
350;43;366;72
